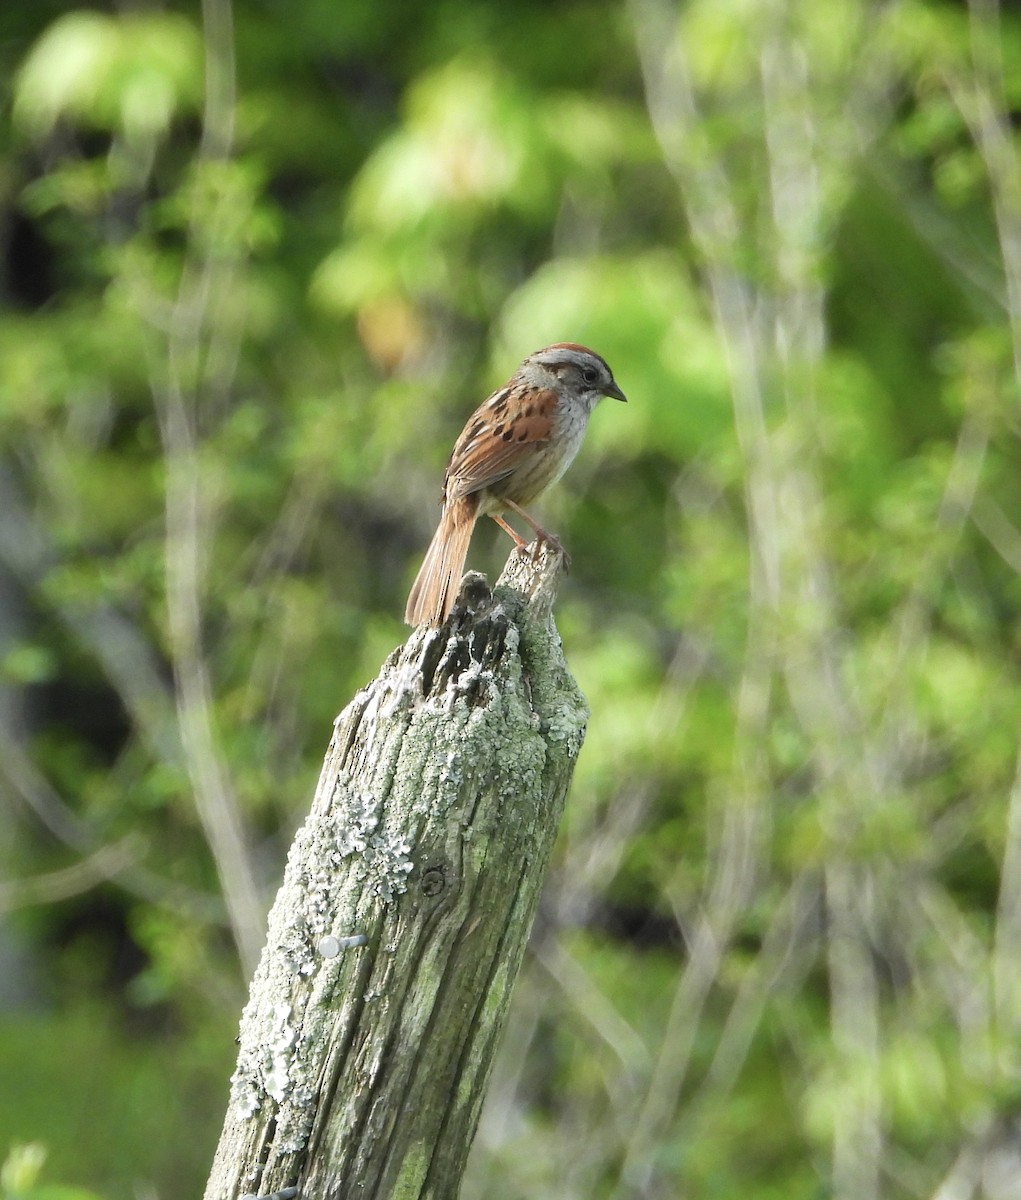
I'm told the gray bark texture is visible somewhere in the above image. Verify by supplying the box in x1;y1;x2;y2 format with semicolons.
204;545;588;1200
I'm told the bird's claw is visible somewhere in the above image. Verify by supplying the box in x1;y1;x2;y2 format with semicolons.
529;531;571;571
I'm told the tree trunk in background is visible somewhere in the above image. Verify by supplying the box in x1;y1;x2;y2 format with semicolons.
203;545;588;1200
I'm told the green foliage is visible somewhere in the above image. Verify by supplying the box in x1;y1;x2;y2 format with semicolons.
0;1005;233;1198
4;0;1021;1197
13;11;202;145
1;1143;105;1200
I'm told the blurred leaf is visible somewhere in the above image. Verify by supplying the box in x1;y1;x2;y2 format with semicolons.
1;644;59;685
13;11;202;143
0;1143;106;1200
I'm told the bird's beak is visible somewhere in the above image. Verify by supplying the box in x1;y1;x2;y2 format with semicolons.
602;380;627;403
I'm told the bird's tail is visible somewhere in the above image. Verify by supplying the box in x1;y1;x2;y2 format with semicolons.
404;498;477;627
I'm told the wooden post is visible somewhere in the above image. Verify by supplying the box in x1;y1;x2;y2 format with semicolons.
203;544;588;1200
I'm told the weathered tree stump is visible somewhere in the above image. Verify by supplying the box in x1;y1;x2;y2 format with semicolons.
203;543;588;1200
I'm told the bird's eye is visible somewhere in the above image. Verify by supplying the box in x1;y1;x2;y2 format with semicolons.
581;366;599;384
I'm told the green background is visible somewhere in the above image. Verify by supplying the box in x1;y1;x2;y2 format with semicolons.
2;0;1021;1196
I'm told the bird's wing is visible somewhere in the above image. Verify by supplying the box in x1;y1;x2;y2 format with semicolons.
444;386;556;502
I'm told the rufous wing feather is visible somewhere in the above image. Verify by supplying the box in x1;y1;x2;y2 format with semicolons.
444;388;557;502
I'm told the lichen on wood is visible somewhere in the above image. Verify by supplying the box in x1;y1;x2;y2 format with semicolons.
204;543;588;1200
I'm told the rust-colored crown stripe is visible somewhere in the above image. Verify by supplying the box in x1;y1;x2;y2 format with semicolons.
543;341;608;367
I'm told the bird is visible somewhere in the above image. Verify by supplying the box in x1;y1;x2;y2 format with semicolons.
405;342;626;627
